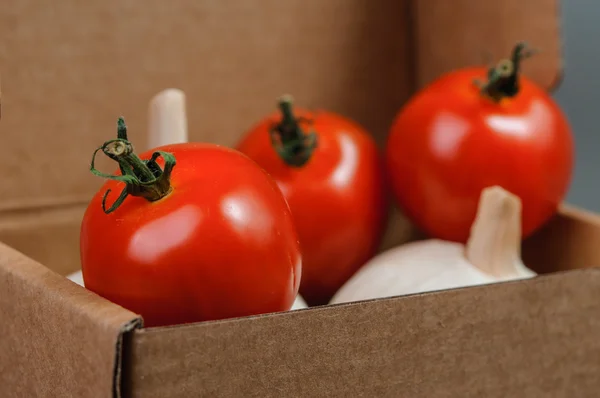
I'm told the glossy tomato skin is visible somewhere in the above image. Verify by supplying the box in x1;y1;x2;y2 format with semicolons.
237;109;387;306
80;143;301;327
386;67;574;243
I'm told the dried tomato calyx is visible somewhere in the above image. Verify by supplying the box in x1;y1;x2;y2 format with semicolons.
269;94;318;168
89;117;176;214
473;41;538;102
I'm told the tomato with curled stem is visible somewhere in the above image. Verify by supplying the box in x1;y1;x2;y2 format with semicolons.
236;96;387;306
386;42;574;243
80;118;301;327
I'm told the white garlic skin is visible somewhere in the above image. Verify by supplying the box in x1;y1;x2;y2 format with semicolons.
329;239;536;305
290;294;308;310
66;270;309;311
66;270;85;287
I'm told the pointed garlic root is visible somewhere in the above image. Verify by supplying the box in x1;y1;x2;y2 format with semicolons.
147;88;188;149
465;185;535;279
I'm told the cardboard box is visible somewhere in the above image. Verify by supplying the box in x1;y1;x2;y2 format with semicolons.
3;1;600;397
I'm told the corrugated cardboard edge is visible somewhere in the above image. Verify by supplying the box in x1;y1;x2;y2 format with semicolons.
0;242;142;398
125;269;600;397
113;319;143;398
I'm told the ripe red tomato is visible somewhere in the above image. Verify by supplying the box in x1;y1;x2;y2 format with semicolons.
236;96;387;306
386;43;574;243
80;118;301;327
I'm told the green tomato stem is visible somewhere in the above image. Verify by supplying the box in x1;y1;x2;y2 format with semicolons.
89;117;176;214
269;95;318;168
474;41;538;102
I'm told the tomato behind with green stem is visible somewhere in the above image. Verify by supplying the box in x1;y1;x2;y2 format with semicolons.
236;95;387;306
386;42;574;243
80;118;301;327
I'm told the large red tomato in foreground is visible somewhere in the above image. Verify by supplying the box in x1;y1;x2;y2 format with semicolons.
237;96;387;306
81;118;301;327
386;43;574;243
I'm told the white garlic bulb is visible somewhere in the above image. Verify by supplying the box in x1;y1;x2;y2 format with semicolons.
330;186;536;305
290;294;308;310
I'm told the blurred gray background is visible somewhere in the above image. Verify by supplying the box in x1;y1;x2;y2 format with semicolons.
555;0;600;211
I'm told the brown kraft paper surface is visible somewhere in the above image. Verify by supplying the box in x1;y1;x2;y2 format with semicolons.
0;242;141;398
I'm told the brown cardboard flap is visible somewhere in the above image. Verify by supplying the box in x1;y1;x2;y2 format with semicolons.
0;242;142;398
0;0;412;211
125;270;600;397
413;0;562;90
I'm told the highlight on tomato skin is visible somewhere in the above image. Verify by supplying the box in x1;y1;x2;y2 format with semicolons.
79;118;302;327
236;95;388;306
385;41;575;243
